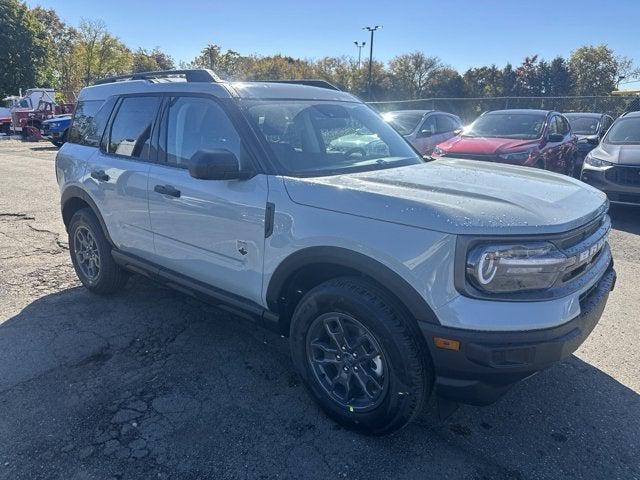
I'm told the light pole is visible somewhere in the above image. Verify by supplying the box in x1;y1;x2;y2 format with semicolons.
363;25;381;100
354;41;366;68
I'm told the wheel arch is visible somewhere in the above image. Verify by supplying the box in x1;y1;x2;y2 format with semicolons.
266;247;439;330
61;186;114;246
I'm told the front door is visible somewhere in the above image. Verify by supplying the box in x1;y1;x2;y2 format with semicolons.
147;95;268;304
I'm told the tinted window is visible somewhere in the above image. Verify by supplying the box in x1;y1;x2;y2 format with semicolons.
436;115;459;133
558;116;570;135
465;113;545;139
421;115;437;135
107;96;160;158
243;100;421;176
565;116;599;135
68;100;106;146
547;117;560;136
165;97;241;169
382;112;423;135
604;117;640;145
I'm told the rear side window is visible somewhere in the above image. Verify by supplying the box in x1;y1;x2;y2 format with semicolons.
68;100;107;146
164;96;241;169
107;96;160;159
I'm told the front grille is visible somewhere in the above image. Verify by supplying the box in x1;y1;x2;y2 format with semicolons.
608;192;640;204
605;166;640;186
443;153;495;162
556;213;610;286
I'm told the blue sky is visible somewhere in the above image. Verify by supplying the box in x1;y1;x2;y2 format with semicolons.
26;0;640;88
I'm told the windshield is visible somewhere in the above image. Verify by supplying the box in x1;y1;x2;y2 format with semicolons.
464;113;546;139
382;112;424;135
604;117;640;145
242;100;422;176
565;115;600;135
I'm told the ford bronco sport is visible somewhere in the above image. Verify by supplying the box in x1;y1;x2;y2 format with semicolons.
56;70;616;434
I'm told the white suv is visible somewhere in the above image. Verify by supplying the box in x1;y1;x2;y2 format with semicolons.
56;70;615;434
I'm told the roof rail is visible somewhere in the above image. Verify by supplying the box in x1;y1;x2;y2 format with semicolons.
260;79;341;91
94;69;220;86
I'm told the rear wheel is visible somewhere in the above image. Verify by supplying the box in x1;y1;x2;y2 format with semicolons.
290;277;433;435
69;208;128;294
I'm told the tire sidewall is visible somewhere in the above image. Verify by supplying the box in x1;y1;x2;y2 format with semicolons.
290;280;430;434
69;210;108;289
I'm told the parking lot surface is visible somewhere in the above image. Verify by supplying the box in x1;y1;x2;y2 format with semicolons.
0;139;638;480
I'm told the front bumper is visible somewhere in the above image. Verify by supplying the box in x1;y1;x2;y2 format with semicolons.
421;264;616;405
581;165;640;205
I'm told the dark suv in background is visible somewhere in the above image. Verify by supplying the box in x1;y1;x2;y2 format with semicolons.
581;111;640;205
564;112;614;163
432;109;578;176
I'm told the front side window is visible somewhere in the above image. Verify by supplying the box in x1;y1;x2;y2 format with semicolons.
242;100;421;176
421;116;437;135
604;117;640;145
68;100;106;147
436;115;459;133
464;113;546;140
382;111;423;135
107;96;160;158
165;97;241;169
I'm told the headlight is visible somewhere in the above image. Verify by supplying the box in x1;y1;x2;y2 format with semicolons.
49;122;60;128
584;154;613;168
433;146;446;156
498;148;534;161
466;242;568;293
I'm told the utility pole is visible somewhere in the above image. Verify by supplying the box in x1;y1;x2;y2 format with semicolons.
354;41;366;68
363;25;381;100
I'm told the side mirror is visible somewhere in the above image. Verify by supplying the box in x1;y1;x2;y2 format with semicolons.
453;128;463;136
419;129;433;138
548;133;564;143
188;149;243;180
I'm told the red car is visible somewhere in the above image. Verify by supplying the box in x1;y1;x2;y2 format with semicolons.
432;109;578;176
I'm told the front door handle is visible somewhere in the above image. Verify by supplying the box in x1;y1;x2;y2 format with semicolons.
90;170;110;182
154;184;181;198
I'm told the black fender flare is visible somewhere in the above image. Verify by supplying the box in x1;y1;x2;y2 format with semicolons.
266;246;439;324
60;185;114;246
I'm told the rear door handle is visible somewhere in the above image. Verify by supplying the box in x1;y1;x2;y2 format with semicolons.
90;170;110;182
154;184;181;198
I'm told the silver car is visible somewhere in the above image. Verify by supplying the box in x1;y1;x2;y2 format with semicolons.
383;109;462;155
56;70;615;434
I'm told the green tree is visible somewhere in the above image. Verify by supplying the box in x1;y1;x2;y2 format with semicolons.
514;55;542;96
568;45;633;95
0;0;48;98
74;19;131;86
425;68;464;97
388;52;442;99
463;66;503;97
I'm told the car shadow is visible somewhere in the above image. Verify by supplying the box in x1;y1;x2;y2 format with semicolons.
610;204;640;235
0;278;638;479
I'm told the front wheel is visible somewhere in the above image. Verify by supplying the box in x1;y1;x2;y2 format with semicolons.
290;277;434;435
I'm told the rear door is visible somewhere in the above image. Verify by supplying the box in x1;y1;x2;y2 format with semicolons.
84;95;161;259
147;95;268;304
413;114;436;154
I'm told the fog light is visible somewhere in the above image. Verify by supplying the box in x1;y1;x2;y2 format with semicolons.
434;337;460;351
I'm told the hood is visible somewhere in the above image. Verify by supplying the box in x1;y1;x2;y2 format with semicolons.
439;136;539;155
590;143;640;166
283;159;607;235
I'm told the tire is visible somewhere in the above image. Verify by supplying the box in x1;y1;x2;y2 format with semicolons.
68;208;128;294
290;277;434;435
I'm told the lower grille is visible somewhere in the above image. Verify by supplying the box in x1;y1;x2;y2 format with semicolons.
605;166;640;186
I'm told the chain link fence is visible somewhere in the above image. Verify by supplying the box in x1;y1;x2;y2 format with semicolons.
368;96;640;123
